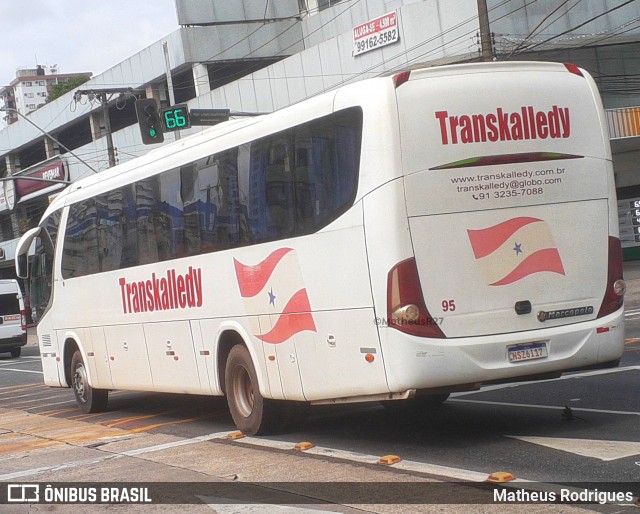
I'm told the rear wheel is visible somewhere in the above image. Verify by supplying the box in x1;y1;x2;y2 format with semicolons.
225;344;279;435
9;347;21;358
71;350;108;413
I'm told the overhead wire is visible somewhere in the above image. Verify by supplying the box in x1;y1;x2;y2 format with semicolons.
509;0;638;56
504;0;578;59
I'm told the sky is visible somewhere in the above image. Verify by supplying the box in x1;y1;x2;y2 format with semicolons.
0;0;179;88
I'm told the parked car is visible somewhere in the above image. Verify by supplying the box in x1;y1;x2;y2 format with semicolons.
0;280;27;358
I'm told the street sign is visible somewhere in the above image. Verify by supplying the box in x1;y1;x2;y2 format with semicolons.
190;109;230;126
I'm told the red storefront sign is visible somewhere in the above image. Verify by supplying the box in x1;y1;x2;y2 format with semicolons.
15;161;66;200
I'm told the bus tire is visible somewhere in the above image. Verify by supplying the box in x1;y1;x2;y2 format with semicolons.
10;347;21;358
71;350;108;414
225;344;277;436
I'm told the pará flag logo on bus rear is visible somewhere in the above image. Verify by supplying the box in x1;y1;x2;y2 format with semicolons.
234;248;316;344
467;217;565;286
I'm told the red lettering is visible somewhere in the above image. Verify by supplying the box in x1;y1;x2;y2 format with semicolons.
118;268;204;315
435;105;570;145
435;111;449;145
536;111;548;138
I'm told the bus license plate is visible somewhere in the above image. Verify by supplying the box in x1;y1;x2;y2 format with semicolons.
508;343;548;363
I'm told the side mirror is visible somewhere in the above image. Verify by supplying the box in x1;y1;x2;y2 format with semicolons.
15;227;40;279
16;254;28;279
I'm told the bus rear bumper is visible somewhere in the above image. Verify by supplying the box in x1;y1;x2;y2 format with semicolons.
380;309;625;393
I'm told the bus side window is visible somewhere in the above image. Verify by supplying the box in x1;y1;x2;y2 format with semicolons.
294;145;315;233
265;139;295;238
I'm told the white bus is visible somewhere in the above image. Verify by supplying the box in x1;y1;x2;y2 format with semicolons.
16;62;625;435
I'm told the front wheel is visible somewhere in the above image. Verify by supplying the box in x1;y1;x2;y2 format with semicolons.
71;350;108;413
225;345;279;436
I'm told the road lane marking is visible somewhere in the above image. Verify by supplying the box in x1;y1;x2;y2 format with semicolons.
0;357;41;366
0;383;42;392
198;500;344;513
0;367;42;374
0;454;124;481
449;398;640;416
505;435;640;461
35;407;80;416
0;430;234;480
10;395;73;407
105;411;178;428
114;415;209;435
452;365;640;396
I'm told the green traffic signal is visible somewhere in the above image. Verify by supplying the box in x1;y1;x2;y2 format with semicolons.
135;98;164;145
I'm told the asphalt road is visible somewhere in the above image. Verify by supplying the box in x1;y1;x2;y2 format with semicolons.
1;328;638;491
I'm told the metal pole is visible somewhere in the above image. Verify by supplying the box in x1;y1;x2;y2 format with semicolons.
163;41;180;140
100;93;117;167
0;177;71;184
477;0;493;62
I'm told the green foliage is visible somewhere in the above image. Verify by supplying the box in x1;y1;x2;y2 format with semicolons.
47;76;90;103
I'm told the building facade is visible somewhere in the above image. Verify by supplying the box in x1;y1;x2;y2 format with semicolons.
1;0;640;279
0;65;92;125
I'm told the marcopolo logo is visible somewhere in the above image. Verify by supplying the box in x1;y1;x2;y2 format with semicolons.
435;105;571;145
537;305;594;322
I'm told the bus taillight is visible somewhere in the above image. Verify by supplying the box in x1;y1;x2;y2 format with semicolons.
597;236;625;318
393;71;411;88
564;63;584;77
387;258;446;338
20;310;27;331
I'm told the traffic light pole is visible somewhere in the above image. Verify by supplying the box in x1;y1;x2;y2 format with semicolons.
477;0;493;61
163;41;180;141
99;93;116;168
76;88;134;168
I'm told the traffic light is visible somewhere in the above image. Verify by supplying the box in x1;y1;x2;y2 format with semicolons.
135;98;164;144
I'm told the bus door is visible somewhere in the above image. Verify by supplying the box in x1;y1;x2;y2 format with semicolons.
104;324;153;390
143;320;202;393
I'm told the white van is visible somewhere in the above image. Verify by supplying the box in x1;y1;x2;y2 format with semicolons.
0;280;27;358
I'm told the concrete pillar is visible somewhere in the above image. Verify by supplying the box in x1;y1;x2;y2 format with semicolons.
5;154;20;175
44;136;59;158
193;63;211;97
145;85;162;103
3;155;21;238
89;111;105;141
11;214;20;239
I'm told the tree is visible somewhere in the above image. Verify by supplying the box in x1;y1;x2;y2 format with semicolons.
47;76;90;103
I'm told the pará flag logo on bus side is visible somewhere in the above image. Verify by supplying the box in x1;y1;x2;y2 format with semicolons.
234;248;316;343
467;217;565;286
